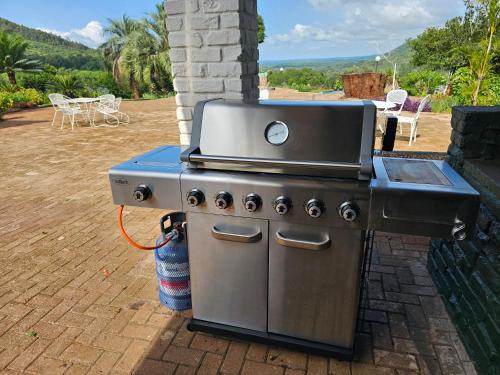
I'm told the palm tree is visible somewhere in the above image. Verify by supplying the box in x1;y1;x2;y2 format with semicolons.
143;3;173;93
0;31;40;85
103;15;142;98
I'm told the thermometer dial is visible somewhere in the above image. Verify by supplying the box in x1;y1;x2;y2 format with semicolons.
265;121;289;145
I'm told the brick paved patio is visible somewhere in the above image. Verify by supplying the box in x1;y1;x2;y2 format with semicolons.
0;99;475;374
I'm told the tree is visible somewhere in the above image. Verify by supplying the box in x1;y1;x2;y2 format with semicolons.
257;15;266;44
466;0;499;105
0;31;40;85
102;15;142;98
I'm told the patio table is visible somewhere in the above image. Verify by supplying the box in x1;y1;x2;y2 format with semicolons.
69;97;100;125
371;100;396;110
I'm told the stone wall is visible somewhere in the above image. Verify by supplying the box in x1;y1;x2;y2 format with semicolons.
165;0;259;145
428;106;500;374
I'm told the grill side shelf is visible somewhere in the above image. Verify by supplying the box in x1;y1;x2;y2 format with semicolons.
369;157;480;239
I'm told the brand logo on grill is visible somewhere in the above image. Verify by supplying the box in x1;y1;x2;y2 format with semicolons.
114;178;128;185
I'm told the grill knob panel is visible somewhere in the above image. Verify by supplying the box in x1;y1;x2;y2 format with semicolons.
244;194;262;212
215;192;233;209
306;199;324;218
187;189;204;207
274;197;291;215
338;201;359;222
133;185;152;202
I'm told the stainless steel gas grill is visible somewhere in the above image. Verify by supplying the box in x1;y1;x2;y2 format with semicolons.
109;99;480;358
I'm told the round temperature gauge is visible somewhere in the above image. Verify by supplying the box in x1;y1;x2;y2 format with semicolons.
265;121;289;145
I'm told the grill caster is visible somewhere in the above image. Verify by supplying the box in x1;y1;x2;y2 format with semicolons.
338;201;359;222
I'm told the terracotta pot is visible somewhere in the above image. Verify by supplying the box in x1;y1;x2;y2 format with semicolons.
342;73;387;99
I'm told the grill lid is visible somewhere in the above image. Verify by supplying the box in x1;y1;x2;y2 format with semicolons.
181;99;376;180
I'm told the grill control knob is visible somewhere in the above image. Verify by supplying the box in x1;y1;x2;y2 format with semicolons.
306;199;324;218
274;196;291;215
244;194;262;212
215;192;233;209
338;201;359;222
133;185;151;202
187;189;204;207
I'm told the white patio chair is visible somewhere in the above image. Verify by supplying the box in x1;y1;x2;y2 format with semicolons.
48;93;66;127
383;89;408;117
92;97;129;127
397;95;431;146
49;94;84;130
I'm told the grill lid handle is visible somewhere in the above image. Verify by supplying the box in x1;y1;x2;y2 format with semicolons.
275;231;331;251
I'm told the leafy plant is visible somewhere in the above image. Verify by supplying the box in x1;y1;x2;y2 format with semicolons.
49;74;83;98
430;95;461;113
0;31;41;84
8;88;43;105
399;70;448;96
0;91;13;120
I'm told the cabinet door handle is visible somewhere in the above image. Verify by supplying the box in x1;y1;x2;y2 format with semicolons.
276;231;331;251
211;226;262;243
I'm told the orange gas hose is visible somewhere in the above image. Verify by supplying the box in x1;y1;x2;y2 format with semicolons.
118;205;172;251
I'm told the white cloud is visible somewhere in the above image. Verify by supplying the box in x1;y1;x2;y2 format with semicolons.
267;0;462;53
38;21;105;48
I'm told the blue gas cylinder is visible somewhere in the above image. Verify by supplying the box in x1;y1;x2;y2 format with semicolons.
155;212;191;310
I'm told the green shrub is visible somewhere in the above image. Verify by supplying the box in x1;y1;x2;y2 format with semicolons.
430;95;460;113
8;88;43;105
451;67;500;105
399;70;448;96
0;92;13;120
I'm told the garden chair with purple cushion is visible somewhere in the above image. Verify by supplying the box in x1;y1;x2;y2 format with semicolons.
397;95;431;146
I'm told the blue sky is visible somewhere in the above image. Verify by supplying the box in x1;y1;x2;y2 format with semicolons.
1;0;466;60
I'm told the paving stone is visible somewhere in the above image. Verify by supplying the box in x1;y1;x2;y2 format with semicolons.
328;358;351;375
404;305;429;329
388;314;410;339
88;350;121;374
134;358;177;375
163;345;204;367
26;356;70;375
382;274;400;292
363;309;388;323
197;352;223;375
114;339;150;372
369;300;405;314
435;345;466;375
372;323;393;350
220;341;248;374
242;360;284;375
92;332;131;352
307;355;328;375
373;350;419;371
267;348;307;370
7;338;51;371
385;293;420;305
190;333;229;355
60;343;103;366
351;362;394;374
246;343;268;362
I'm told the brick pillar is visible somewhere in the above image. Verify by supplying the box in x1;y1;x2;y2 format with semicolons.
428;106;500;375
165;0;259;145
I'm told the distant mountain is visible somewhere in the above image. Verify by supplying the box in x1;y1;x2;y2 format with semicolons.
260;41;413;74
0;17;103;70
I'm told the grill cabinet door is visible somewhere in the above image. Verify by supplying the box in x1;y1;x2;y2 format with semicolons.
268;222;364;349
187;213;269;331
